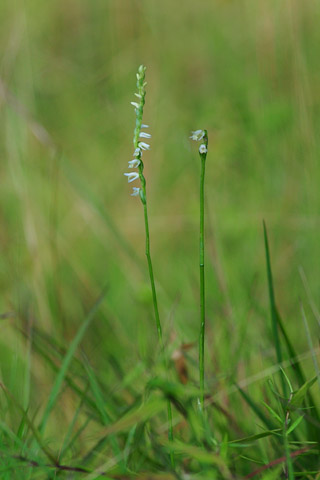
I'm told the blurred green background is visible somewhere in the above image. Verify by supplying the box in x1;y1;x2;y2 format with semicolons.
0;0;319;439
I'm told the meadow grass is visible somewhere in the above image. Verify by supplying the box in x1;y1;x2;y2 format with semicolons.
0;0;319;478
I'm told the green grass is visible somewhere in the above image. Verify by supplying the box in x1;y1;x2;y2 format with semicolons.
0;0;319;478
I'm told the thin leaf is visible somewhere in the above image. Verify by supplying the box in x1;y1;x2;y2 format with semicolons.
263;221;286;396
228;429;282;445
0;384;56;464
301;303;320;388
290;377;317;408
261;402;283;425
58;386;88;461
96;396;166;437
82;357;124;468
276;310;305;386
299;266;320;329
39;286;107;434
286;415;304;436
27;333;100;417
236;384;276;430
279;367;293;394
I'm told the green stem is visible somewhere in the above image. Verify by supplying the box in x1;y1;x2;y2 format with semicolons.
143;201;163;345
198;130;208;412
199;155;206;411
142;190;175;468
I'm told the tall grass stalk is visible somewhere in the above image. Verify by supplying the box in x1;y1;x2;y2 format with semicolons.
124;65;174;466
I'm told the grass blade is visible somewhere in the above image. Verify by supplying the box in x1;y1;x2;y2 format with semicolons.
0;383;56;464
82;356;125;469
228;429;282;445
287;415;304;436
39;286;107;434
236;384;276;431
301;304;320;389
290;377;317;409
263;221;286;396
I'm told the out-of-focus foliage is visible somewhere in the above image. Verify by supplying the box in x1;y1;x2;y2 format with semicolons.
0;1;319;477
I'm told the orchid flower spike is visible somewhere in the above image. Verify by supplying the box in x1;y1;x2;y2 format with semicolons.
190;129;208;159
124;65;151;202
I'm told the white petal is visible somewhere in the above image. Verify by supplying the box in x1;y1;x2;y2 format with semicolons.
128;159;141;168
141;124;149;128
130;102;140;109
190;129;205;141
139;132;151;139
131;187;140;196
124;172;139;183
133;147;142;157
139;142;150;150
199;144;208;154
134;93;142;98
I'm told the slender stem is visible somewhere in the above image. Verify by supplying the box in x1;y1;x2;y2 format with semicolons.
143;201;163;346
197;130;208;412
142;189;175;468
199;156;206;411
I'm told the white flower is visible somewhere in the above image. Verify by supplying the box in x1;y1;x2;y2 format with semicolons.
141;124;149;129
139;132;151;139
128;159;141;168
131;187;140;196
130;102;140;109
190;129;205;141
124;172;139;183
199;144;208;154
138;142;150;150
134;93;142;98
133;147;141;157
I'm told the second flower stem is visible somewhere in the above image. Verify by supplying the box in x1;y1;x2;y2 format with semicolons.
198;130;208;412
199;154;206;411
